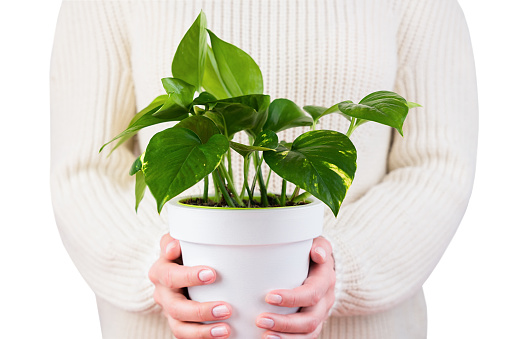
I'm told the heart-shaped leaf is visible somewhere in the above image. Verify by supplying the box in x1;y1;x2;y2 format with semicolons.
143;128;229;212
230;130;278;158
316;102;353;121
264;130;357;216
207;29;263;96
303;105;327;123
337;91;410;136
263;99;313;133
153;78;195;118
204;102;259;138
172;11;208;90
174;115;220;143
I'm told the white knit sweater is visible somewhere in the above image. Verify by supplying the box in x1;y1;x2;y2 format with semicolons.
50;0;478;338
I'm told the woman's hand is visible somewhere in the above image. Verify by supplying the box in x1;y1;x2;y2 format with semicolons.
256;237;336;338
149;234;233;339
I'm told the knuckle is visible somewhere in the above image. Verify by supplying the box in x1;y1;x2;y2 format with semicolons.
310;289;321;306
148;265;158;284
196;303;207;322
166;302;179;319
163;269;174;288
306;317;320;333
185;269;196;286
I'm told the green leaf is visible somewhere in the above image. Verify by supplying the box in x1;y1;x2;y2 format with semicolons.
303;105;328;123
407;102;422;109
204;102;258;138
337;91;410;136
153;78;195;118
230;130;278;158
129;153;145;176
143;128;229;213
135;171;147;212
207;29;263;96
192;91;218;106
99;95;182;153
264;130;357;216
317;102;353;121
230;142;275;158
253;130;278;149
174;115;220;143
263;99;313;133
172;11;208;90
202;46;231;99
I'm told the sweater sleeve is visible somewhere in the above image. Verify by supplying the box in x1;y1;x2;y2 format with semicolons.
323;0;478;316
50;1;165;313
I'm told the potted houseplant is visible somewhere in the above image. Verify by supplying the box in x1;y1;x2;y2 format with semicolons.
101;11;419;338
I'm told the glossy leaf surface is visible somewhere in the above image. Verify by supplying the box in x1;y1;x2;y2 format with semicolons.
207;30;263;96
337;91;410;136
263;99;313;133
204;102;258;138
264;130;357;216
172;11;208;90
135;171;147;212
174;115;220;143
230;130;278;158
202;46;231;99
143;128;229;212
303;105;327;123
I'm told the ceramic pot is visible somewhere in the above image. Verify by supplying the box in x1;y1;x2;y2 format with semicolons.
168;197;324;339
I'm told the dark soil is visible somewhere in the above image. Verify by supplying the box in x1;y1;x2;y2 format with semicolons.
180;195;310;208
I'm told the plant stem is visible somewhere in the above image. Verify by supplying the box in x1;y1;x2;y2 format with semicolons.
265;168;272;187
289;186;300;202
212;170;222;203
280;179;287;206
219;162;244;206
255;153;269;207
346;118;358;138
212;170;236;207
242;156;254;205
203;176;209;203
293;191;311;203
227;148;234;186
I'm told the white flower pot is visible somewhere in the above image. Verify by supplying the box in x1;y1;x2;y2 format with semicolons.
168;197;324;339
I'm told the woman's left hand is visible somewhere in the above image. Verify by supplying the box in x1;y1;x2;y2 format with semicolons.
256;236;336;338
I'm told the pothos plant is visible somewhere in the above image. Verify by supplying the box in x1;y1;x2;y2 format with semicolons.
100;11;420;217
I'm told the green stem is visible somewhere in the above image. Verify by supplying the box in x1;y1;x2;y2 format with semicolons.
203;176;209;203
280;179;287;206
346;118;358;138
227;148;234;186
212;170;236;207
242;156;254;204
255;153;269;207
293;191;311;203
219;162;244;206
290;186;300;202
212;170;222;203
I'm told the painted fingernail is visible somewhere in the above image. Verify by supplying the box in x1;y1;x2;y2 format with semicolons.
257;317;275;329
211;325;228;337
212;305;230;318
165;241;176;254
198;269;214;282
266;335;280;339
266;293;282;304
315;246;326;260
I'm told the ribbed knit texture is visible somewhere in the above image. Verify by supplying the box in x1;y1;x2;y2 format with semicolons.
50;0;478;338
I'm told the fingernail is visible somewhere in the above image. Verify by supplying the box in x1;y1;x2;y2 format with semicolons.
266;335;280;339
257;317;275;329
266;293;282;304
165;241;176;254
212;305;230;318
315;246;326;260
211;325;228;337
198;269;214;282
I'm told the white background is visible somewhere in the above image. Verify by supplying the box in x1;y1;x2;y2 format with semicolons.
0;0;506;338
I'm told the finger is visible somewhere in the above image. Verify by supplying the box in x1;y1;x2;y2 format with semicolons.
149;261;216;288
160;233;182;261
257;297;328;334
157;290;232;322
265;267;331;308
168;317;231;339
262;323;324;339
309;236;333;265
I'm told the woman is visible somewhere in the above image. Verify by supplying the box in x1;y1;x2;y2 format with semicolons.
50;0;478;338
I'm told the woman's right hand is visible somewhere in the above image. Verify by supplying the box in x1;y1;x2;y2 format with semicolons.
149;234;233;339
